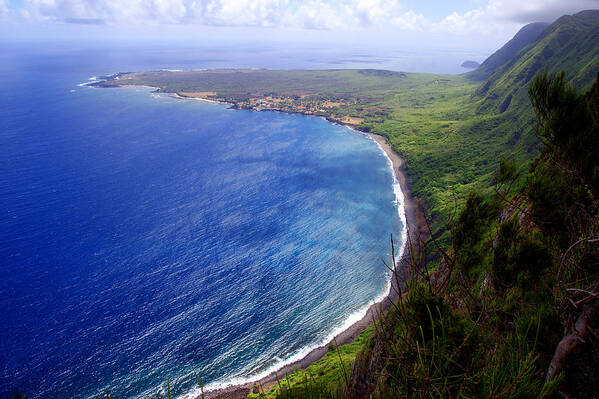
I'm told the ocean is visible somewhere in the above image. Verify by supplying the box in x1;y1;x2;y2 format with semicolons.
0;42;414;398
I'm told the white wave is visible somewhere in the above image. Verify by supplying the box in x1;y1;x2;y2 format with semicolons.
76;73;120;87
77;76;102;87
366;130;408;258
179;126;408;399
180;298;382;398
342;125;408;263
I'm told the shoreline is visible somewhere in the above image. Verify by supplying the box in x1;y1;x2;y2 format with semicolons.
196;120;426;398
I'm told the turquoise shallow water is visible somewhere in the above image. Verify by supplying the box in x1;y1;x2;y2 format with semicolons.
0;44;404;398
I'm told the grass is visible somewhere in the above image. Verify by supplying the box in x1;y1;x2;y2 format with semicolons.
248;326;374;399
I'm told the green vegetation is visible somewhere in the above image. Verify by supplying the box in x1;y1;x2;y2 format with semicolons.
466;22;548;81
248;328;374;399
473;10;599;115
367;68;598;398
102;69;413;102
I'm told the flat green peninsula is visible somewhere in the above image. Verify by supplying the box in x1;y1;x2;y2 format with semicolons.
99;69;468;126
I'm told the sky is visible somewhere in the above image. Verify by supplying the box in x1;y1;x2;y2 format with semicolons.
0;0;598;53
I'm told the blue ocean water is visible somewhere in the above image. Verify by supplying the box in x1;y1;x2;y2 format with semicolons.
0;43;404;398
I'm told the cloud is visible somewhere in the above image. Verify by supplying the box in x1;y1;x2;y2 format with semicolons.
277;0;412;30
487;0;599;23
436;0;599;35
0;0;8;17
21;0;420;30
17;0;599;34
24;0;194;24
391;10;430;31
437;8;511;36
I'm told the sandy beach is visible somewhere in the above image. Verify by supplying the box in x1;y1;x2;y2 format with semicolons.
171;92;230;104
198;127;426;399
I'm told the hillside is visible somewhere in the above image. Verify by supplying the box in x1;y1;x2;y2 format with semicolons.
467;21;549;81
475;9;599;114
350;69;599;399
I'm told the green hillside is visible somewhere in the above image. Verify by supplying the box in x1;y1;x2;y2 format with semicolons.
475;9;599;114
253;69;599;399
387;8;599;219
467;21;549;81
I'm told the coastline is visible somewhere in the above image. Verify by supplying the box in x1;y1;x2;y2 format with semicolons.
198;128;426;398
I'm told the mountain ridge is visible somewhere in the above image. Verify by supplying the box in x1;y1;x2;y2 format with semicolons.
467;21;549;81
474;9;599;114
